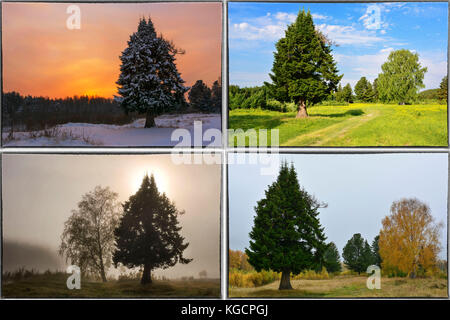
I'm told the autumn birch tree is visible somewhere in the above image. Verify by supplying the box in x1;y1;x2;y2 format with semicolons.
379;198;442;278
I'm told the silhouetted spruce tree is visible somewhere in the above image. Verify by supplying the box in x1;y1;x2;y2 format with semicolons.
372;235;382;267
246;162;327;290
115;18;188;128
342;233;373;274
188;80;212;112
323;242;342;273
113;174;191;284
210;79;222;113
265;10;342;118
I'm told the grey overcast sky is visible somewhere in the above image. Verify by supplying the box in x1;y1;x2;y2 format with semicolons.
2;154;221;278
229;153;448;259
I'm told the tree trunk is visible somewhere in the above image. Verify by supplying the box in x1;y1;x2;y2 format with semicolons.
296;100;308;118
96;223;107;282
409;256;417;279
145;109;156;128
278;270;292;290
141;264;152;285
100;265;107;283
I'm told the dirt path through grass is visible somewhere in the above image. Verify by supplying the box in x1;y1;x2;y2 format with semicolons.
282;110;380;146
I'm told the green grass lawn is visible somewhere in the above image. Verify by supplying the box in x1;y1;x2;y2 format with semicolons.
2;273;220;298
228;103;448;147
229;276;448;298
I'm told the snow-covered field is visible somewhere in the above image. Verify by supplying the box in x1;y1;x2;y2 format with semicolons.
2;113;221;147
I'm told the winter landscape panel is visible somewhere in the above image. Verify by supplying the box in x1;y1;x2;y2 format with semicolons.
2;2;222;147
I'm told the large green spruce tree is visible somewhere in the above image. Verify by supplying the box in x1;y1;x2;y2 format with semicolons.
113;174;191;284
246;162;327;290
265;10;342;118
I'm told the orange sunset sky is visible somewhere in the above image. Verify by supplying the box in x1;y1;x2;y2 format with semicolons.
2;2;222;98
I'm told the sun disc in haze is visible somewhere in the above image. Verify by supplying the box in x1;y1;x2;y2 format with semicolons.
130;169;168;195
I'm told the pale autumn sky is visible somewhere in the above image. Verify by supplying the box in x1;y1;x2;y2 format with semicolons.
2;2;222;98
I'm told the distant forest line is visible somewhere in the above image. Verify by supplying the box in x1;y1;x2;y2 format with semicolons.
2;78;221;133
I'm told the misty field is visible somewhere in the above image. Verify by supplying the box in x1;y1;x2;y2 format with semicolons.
229;103;447;147
2;272;220;298
229;276;448;298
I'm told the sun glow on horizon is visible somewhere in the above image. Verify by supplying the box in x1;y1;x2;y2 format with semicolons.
2;2;221;99
129;168;169;196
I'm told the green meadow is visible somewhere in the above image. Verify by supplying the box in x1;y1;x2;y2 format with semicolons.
229;103;447;147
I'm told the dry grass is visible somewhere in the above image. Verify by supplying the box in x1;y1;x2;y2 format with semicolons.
3;126;102;145
229;276;448;298
3;272;220;298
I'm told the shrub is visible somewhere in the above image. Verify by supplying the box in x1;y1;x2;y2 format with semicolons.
284;101;297;113
229;93;246;110
340;269;359;276
292;267;330;280
265;99;284;112
228;269;280;288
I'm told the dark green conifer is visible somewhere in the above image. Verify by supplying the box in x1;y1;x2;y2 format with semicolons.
114;174;191;284
265;10;342;118
246;162;327;290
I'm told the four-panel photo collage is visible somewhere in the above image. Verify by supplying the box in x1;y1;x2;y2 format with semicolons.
1;0;448;300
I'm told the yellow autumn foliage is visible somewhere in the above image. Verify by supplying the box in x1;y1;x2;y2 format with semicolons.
229;269;281;288
379;198;443;277
292;267;330;280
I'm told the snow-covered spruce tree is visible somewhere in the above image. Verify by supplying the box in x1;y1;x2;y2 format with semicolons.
115;18;188;128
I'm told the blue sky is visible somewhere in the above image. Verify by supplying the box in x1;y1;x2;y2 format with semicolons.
229;2;448;90
228;153;448;259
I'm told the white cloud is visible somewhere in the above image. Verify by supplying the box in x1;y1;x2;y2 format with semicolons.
379;47;394;53
231;12;386;46
312;13;329;20
231;21;285;41
335;49;392;85
420;52;448;89
229;71;271;87
316;24;385;46
274;12;296;23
